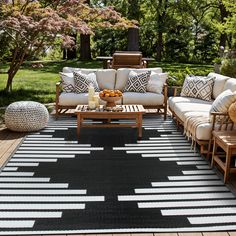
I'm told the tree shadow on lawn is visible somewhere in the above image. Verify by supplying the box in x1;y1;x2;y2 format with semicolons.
22;60;103;74
0;88;55;107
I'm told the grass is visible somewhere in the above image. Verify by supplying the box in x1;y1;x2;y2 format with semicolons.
0;60;102;107
0;59;214;108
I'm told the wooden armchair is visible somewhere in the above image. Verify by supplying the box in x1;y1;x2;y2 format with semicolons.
107;52;147;69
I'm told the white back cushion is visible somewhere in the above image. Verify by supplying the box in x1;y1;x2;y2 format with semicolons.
208;72;230;99
80;69;98;74
210;89;236;113
115;68;162;91
147;72;168;94
62;67;80;73
96;69;116;90
223;78;236;93
62;68;116;90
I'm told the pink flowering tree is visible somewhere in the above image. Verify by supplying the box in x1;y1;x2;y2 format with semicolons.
0;0;135;92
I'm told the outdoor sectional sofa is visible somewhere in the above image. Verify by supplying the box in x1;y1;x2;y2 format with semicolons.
56;67;168;119
168;72;236;155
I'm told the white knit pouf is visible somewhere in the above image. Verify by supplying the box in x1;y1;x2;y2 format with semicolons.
5;101;49;132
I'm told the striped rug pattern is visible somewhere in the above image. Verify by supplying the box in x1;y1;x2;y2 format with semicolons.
0;117;236;234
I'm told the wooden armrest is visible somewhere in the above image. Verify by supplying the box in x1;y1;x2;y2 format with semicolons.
171;86;182;89
170;86;182;97
163;83;168;104
210;111;233;131
56;81;62;106
210;112;228;116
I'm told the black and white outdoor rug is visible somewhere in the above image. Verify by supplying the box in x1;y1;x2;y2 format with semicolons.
1;116;236;235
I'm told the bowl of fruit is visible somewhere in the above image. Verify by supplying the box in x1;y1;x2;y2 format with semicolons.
99;89;123;107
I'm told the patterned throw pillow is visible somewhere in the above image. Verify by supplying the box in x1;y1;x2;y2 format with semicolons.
73;71;100;93
180;75;214;101
124;71;151;93
59;72;75;93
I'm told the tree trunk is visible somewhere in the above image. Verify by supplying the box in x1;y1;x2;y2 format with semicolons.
219;33;227;48
5;63;19;93
80;34;91;60
5;73;14;93
67;47;77;60
219;1;229;48
5;48;25;93
63;49;67;60
79;0;91;60
156;31;163;61
127;28;139;51
66;33;77;60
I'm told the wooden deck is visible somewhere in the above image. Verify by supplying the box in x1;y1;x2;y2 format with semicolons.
1;126;236;236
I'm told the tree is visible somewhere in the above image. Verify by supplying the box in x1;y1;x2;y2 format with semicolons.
92;0;140;53
221;0;236;47
144;0;175;61
80;0;91;60
0;0;134;92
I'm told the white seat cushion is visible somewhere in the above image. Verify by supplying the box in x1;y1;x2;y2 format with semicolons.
59;92;89;106
174;102;212;122
122;92;164;106
183;111;236;141
195;122;212;141
115;68;162;91
59;92;110;106
183;111;211;141
168;96;213;112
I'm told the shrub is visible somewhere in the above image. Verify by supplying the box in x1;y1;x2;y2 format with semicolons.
221;59;236;77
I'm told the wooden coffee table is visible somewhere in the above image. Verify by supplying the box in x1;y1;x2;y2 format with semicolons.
74;104;145;139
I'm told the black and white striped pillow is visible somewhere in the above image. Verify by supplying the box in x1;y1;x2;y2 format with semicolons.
124;71;151;93
73;71;100;93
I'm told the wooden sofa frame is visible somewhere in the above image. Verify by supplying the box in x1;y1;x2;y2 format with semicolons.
55;82;168;120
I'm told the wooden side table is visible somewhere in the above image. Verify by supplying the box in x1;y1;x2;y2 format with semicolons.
211;130;236;183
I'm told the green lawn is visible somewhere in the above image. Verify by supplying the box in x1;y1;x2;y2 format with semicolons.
0;60;213;107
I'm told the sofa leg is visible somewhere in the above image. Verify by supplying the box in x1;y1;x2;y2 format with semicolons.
55;106;59;120
164;108;167;120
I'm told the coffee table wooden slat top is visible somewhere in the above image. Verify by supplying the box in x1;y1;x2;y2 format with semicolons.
75;104;145;139
75;104;145;114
